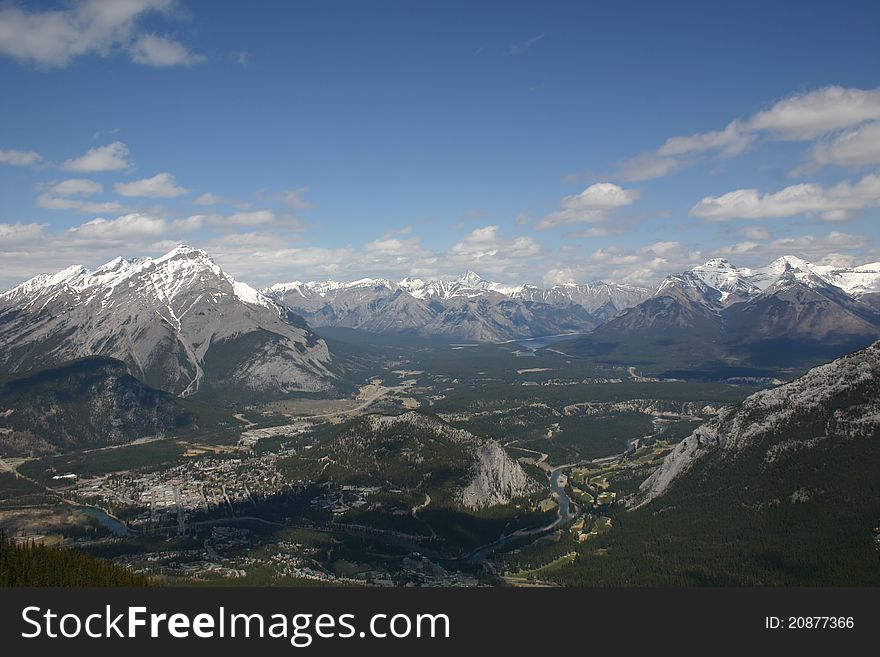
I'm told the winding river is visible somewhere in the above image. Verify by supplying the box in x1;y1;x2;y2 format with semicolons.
467;464;576;564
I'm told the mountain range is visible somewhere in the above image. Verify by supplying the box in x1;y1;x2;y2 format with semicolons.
571;256;880;369
0;245;334;399
4;247;880;398
264;273;649;342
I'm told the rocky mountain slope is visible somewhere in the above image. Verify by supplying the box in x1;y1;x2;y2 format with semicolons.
636;340;880;507
0;356;192;455
540;341;880;586
0;245;335;398
264;272;648;342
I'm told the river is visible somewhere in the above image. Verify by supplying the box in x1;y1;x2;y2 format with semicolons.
79;506;132;537
468;465;576;564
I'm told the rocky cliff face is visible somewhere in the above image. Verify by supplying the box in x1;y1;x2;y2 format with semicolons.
635;340;880;507
461;439;538;509
0;245;335;397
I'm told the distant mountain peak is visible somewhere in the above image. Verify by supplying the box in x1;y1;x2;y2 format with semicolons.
158;243;210;260
772;254;813;269
456;270;488;287
701;257;735;269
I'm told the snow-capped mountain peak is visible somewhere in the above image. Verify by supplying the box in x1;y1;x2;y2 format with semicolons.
667;255;880;306
456;270;489;289
2;245;279;314
0;246;334;397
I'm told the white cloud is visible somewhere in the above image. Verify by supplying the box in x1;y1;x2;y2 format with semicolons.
536;183;639;230
544;241;704;286
746;86;880;141
449;226;543;275
809;121;880;168
507;33;546;56
0;0;202;69
614;86;880;180
568;224;629;238
63;141;131;172
60;212;201;244
363;227;423;258
714;231;869;265
37;196;123;214
67;213;170;241
279;187;315;210
47;178;103;196
36;178;124;213
451;225;503;257
35;195;79;210
202;237;356;283
643;240;684;257
0;148;42;166
114;172;188;198
690;172;880;221
1;213;875;295
657;120;752;158
169;214;207;231
0;222;46;244
129;33;203;67
614;154;682;182
194;192;226;205
563;183;639;210
509;236;542;257
742;226;771;240
225;210;276;226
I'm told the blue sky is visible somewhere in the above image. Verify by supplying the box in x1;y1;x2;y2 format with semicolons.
1;0;880;290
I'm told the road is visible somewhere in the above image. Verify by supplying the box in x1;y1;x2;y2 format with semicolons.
291;385;396;420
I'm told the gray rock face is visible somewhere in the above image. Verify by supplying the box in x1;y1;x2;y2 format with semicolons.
264;273;648;342
461;439;539;509
635;340;880;507
0;245;335;397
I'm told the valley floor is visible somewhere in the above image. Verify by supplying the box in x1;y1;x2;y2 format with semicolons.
2;329;846;586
